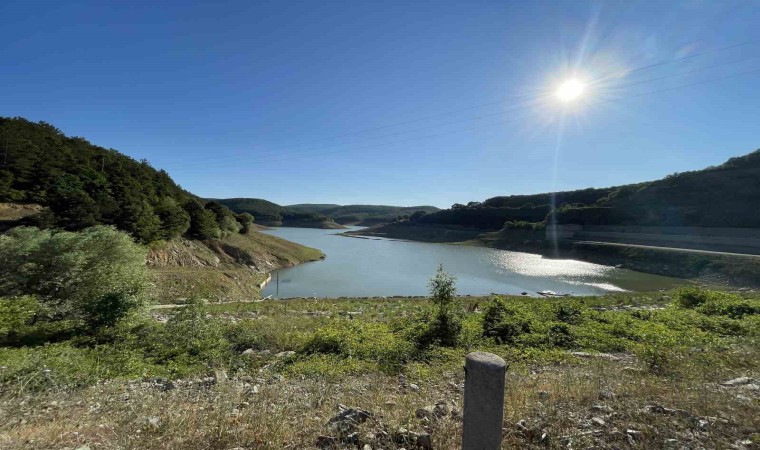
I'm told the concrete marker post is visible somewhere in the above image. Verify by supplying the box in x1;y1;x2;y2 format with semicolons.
462;351;507;450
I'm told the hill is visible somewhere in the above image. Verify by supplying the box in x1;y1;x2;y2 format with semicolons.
376;149;760;231
0;117;324;301
287;203;440;226
210;198;344;229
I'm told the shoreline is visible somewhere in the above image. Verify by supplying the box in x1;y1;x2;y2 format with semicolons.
344;223;760;288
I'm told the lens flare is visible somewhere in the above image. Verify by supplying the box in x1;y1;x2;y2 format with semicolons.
556;79;585;102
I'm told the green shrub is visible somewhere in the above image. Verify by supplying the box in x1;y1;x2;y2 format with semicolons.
547;322;576;348
482;297;533;344
415;265;462;348
554;302;583;324
674;287;731;308
300;321;413;372
0;226;148;335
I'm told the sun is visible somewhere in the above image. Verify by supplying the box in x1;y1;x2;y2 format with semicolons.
556;79;585;102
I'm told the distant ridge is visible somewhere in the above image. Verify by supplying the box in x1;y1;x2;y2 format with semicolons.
287;204;440;226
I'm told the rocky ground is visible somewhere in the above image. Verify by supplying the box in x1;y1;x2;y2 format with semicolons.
2;353;757;449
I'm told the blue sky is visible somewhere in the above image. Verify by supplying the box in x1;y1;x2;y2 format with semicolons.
2;0;759;208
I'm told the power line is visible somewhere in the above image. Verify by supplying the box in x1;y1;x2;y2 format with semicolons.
175;38;760;165
173;55;760;168
177;66;760;169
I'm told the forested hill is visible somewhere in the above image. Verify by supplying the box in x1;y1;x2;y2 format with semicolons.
287;204;440;225
0;117;254;243
405;149;760;230
210;198;343;228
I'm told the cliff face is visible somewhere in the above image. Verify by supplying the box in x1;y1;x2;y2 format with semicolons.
147;231;324;303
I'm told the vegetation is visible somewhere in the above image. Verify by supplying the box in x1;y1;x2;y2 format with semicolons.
1;285;758;448
0;226;148;343
211;197;340;227
0;117;253;243
287;203;440;226
388;148;760;231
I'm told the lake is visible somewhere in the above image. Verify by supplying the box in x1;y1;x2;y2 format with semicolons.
261;226;682;298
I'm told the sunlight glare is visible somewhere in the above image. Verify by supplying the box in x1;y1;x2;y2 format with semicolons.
556;79;585;102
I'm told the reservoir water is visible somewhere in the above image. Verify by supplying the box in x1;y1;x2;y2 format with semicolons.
261;226;682;298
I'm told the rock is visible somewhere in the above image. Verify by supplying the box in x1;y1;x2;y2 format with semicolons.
362;445;372;450
392;428;431;449
571;351;621;361
409;383;420;391
433;400;450;418
721;377;754;386
327;405;373;435
315;435;337;448
275;351;296;358
591;417;606;427
415;433;432;450
214;369;228;384
626;429;643;441
590;404;614;414
415;407;434;420
345;432;360;445
643;404;693;419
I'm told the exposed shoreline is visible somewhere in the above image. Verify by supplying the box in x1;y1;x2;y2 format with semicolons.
345;223;760;288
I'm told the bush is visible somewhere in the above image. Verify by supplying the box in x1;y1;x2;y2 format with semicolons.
675;287;760;319
413;265;462;348
482;297;533;344
0;226;148;334
301;321;413;372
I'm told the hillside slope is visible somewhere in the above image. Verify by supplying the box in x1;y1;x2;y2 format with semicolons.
211;198;344;229
371;149;760;231
148;230;324;303
287;203;440;226
0;117;327;302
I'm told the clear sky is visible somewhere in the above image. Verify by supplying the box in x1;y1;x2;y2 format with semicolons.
2;0;759;208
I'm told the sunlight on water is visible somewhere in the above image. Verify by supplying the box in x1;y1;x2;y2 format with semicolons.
489;251;613;278
261;228;682;298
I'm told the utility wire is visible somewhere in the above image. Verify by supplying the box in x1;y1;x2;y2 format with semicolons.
177;66;760;169
177;38;760;164
174;54;760;168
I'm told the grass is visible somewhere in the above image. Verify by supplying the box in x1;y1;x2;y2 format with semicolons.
148;231;324;303
1;288;758;448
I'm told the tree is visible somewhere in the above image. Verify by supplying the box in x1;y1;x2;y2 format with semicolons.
48;174;100;229
409;210;427;222
236;212;254;234
184;199;220;239
416;265;461;348
0;226;148;331
155;197;190;239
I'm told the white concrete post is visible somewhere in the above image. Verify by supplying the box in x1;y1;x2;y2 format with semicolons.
462;351;507;450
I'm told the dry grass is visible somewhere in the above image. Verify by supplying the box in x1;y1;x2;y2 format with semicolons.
1;357;756;449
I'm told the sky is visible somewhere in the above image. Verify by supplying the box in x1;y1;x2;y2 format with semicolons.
1;0;759;208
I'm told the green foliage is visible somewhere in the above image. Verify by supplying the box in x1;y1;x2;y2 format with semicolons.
413;265;462;347
482;297;533;344
300;321;413;372
136;301;231;372
0;226;148;334
236;212;255;233
287;203;439;226
184;199;221;239
212;198;333;225
675;287;760;319
155;197;190;239
0;118;251;243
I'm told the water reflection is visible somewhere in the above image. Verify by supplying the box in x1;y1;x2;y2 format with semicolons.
261;227;681;298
